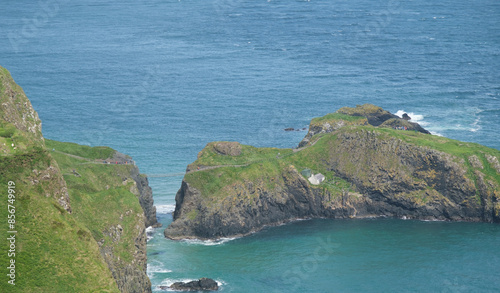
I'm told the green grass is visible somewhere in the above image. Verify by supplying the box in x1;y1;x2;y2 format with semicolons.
0;122;16;138
45;139;115;160
0;140;148;292
46;141;143;265
0;148;119;293
336;103;386;116
311;112;366;124
186;159;285;199
190;142;293;168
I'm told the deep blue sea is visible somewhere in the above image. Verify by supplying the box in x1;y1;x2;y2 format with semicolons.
1;0;500;291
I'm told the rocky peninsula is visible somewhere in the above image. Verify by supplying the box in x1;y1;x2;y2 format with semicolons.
165;104;500;240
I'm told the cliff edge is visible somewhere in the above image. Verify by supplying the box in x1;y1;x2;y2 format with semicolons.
165;104;500;240
0;65;155;292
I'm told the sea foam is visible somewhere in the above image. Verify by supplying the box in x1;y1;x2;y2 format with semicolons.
156;204;176;214
395;110;428;126
181;237;237;246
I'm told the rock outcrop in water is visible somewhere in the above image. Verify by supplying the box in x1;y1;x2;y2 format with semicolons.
160;278;219;291
165;104;500;240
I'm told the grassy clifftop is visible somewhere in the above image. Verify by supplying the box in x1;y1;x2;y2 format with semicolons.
45;140;151;292
0;66;151;292
166;107;500;240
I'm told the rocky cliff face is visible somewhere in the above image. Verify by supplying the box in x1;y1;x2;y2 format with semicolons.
99;202;152;293
95;158;155;293
129;164;159;228
165;105;500;240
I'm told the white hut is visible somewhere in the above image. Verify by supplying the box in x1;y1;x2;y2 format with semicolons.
308;173;325;185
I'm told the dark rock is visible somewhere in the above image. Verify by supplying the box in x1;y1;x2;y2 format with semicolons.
284;127;295;131
129;165;159;227
169;278;218;291
379;118;431;134
402;113;411;121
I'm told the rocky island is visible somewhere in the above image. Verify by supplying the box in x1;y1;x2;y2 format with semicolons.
0;66;157;292
165;104;500;240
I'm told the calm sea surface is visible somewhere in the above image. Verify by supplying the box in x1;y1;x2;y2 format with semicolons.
1;0;499;291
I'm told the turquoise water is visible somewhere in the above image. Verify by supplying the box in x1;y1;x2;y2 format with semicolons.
148;217;500;292
1;0;500;291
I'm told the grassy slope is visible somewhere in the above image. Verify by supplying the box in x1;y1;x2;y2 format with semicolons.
310;112;366;124
185;125;500;202
0;67;43;155
0;149;120;293
46;139;115;160
45;139;144;265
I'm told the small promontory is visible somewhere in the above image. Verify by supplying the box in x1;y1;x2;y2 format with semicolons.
165;104;500;240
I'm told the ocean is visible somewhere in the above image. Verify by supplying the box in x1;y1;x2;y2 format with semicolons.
1;0;499;291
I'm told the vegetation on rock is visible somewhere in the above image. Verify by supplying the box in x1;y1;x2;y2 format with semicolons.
166;105;500;240
0;66;153;292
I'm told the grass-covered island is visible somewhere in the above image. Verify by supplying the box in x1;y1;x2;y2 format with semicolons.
0;66;157;292
165;104;500;240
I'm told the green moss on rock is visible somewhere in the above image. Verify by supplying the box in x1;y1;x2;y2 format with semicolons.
166;106;500;240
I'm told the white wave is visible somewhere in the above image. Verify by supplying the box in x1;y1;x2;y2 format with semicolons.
147;261;173;280
146;226;155;242
430;131;444;137
148;267;172;274
156;204;176;214
421;218;447;222
156;278;194;291
470;111;482;132
181;237;237;246
395;110;429;126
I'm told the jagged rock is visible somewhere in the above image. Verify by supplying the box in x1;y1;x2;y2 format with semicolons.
129;165;159;228
402;113;411;120
379;118;430;134
486;154;500;173
469;155;484;169
167;278;218;291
